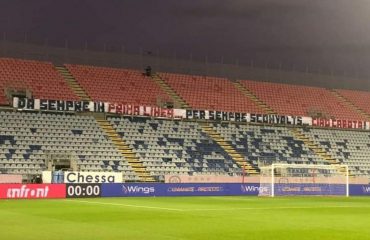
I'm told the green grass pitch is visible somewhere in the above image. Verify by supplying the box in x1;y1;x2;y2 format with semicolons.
0;196;370;240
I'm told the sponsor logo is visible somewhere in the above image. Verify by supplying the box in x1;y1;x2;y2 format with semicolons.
122;185;155;194
65;172;119;183
167;186;223;193
362;186;370;193
167;187;195;192
303;187;322;192
240;185;268;193
196;187;223;192
6;185;49;198
281;187;301;192
168;176;181;183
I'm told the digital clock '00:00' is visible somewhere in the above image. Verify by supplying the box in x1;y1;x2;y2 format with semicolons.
66;184;101;198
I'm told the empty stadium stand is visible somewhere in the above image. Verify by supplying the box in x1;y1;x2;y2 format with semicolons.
302;127;370;176
109;117;244;181
1;109;370;181
151;74;190;109
65;64;171;105
56;66;91;101
1;57;370;182
0;58;79;105
96;118;155;182
0;111;138;181
240;80;365;120
199;122;259;175
290;128;339;165
334;89;370;118
159;73;265;113
210;123;325;167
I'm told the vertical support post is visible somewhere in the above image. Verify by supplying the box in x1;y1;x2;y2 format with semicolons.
242;162;245;184
271;164;275;197
346;165;349;197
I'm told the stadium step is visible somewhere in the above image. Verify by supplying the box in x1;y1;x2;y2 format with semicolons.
290;128;340;165
151;73;190;109
330;89;370;120
55;65;91;101
199;122;259;175
95;118;156;182
233;81;276;114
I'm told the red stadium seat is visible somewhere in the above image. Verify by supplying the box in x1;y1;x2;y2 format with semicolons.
335;89;370;115
65;64;171;105
159;72;265;113
240;80;365;120
0;58;79;104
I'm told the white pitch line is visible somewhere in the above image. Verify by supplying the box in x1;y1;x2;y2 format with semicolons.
64;199;184;212
209;196;255;201
182;205;370;212
64;199;370;213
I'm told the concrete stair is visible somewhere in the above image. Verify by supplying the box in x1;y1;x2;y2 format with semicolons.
151;73;190;109
199;122;259;175
291;128;354;176
233;81;276;114
290;128;340;165
56;65;91;101
95;118;155;182
330;89;370;120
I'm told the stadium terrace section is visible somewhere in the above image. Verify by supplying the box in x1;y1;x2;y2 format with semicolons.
0;58;79;105
302;128;370;176
1;57;370;122
1;57;370;182
335;89;370;115
109;117;242;181
210;123;324;167
0;112;139;181
240;80;365;120
159;72;265;113
1;110;370;180
65;64;171;105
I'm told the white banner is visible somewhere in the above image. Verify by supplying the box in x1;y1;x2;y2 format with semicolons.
312;118;369;130
106;103;184;118
12;97;369;129
13;97;184;119
64;171;123;183
184;109;311;126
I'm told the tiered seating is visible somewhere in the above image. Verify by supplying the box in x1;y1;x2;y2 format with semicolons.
0;58;79;104
159;73;265;113
302;128;370;176
211;123;324;166
240;80;364;120
66;64;171;105
0;112;138;181
109;117;242;181
335;89;370;115
1;111;370;180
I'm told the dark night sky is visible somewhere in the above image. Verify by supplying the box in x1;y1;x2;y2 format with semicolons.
1;0;370;77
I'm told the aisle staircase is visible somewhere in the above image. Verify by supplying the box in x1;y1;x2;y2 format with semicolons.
331;89;370;120
233;81;276;114
151;73;190;109
95;118;155;182
199;122;259;175
56;65;91;101
290;128;339;165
